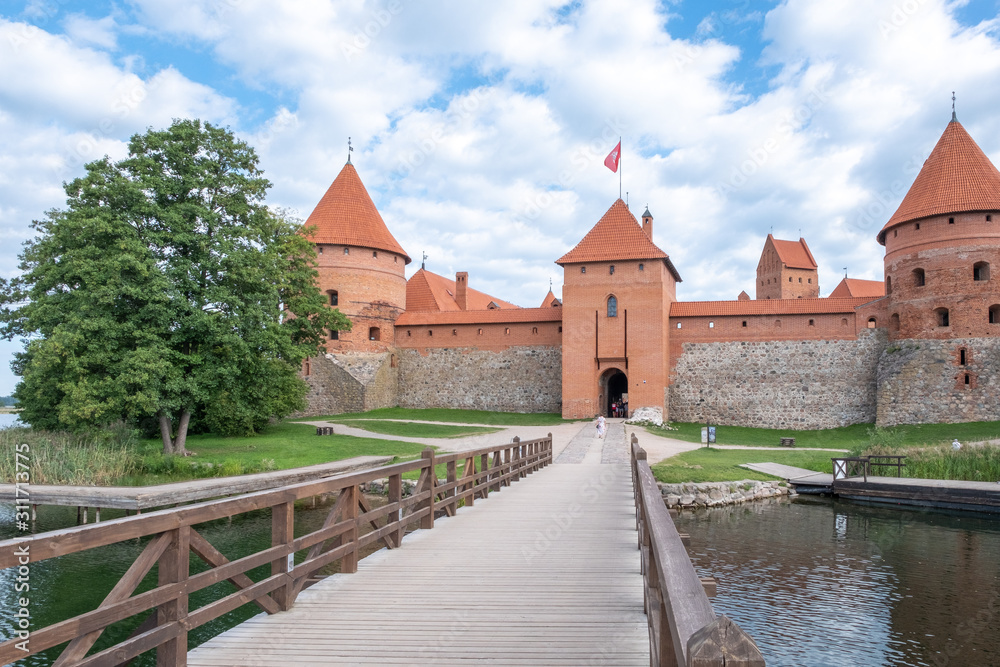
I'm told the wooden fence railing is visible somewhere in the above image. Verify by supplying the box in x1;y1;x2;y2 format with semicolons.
630;435;765;667
0;435;552;666
832;455;906;482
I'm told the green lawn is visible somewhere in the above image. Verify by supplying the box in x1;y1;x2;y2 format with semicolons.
651;447;835;484
647;420;1000;450
325;419;502;439
298;407;574;426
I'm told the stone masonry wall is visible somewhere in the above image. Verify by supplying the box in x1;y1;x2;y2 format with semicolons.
300;352;397;416
398;346;561;413
668;329;888;428
876;337;1000;426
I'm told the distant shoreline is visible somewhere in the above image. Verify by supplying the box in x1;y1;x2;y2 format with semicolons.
0;407;20;414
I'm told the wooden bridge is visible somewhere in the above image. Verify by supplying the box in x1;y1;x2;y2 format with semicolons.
0;428;764;666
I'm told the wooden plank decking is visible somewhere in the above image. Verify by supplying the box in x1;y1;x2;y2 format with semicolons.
187;461;649;666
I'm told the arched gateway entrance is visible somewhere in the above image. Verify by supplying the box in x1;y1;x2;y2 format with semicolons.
598;368;628;417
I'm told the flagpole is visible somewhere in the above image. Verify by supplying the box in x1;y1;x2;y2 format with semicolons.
619;136;622;200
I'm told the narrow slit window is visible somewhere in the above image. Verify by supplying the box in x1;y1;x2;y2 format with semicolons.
607;295;618;318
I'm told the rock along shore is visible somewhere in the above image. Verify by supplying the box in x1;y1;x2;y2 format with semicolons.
659;479;795;509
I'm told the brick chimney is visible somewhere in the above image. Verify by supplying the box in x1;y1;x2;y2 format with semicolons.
456;271;468;310
641;206;653;239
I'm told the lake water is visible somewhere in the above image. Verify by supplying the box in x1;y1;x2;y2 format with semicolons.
0;412;22;429
674;496;1000;667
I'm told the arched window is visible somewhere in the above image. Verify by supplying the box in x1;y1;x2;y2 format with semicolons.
609;265;615;275
886;276;892;295
329;290;338;306
344;247;350;255
989;305;1000;324
369;327;381;341
330;329;339;340
607;295;618;318
974;262;991;281
913;268;925;287
935;308;950;327
890;313;900;331
867;317;877;329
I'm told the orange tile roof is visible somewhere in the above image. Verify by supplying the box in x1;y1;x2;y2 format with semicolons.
540;290;562;308
829;277;885;299
769;235;817;269
405;268;519;312
556;199;682;281
396;307;562;326
303;162;411;263
670;297;879;317
878;119;1000;243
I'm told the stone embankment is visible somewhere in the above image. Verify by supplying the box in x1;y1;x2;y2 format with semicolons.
659;480;795;509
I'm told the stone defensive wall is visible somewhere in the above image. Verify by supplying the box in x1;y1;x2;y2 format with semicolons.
667;299;889;428
876;336;1000;426
300;352;398;416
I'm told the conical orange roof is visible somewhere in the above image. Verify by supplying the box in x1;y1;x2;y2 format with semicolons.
304;162;411;263
878;120;1000;244
556;199;681;280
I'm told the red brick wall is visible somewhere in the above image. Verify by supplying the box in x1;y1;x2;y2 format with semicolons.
883;211;1000;340
561;259;675;418
756;245;819;299
314;243;407;352
394;320;562;351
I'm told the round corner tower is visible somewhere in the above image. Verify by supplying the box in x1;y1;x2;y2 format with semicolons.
303;160;411;353
877;117;1000;341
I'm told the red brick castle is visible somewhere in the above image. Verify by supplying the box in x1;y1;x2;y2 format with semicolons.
300;116;1000;428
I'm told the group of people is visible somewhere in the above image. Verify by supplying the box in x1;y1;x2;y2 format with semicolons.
595;398;628;438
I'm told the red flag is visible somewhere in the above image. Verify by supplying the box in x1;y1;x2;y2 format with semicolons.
604;140;621;173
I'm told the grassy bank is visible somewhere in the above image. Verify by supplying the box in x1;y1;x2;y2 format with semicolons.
651;448;834;484
323;420;501;439
0;425;141;485
302;407;573;426
646;420;1000;450
854;427;1000;482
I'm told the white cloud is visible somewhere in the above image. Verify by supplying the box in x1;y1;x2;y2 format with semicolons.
63;13;117;50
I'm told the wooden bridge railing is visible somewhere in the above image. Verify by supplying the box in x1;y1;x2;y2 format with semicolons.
832;455;906;482
0;435;553;666
630;435;765;667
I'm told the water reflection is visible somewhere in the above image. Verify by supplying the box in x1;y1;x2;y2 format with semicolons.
673;497;1000;667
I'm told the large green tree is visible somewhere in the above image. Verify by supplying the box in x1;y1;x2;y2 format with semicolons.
0;119;349;453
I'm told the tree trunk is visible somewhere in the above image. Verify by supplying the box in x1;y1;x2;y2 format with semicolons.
159;411;175;455
175;409;192;456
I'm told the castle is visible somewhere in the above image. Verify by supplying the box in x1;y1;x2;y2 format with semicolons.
299;115;1000;429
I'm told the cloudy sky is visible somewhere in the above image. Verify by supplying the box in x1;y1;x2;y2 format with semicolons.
2;0;1000;394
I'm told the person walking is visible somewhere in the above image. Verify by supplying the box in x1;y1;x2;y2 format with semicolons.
596;415;606;439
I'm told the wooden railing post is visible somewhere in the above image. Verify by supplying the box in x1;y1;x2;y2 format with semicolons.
388;473;404;548
445;459;458;516
156;526;190;667
490;448;502;492
419;448;436;529
479;453;490;499
687;615;765;667
271;499;295;611
342;485;359;573
512;437;522;479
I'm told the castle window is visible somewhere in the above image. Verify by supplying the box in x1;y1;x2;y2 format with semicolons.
886;276;892;294
798;277;802;283
894;230;898;237
775;319;781;328
407;330;411;337
505;328;510;335
318;246;323;254
989;305;1000;324
330;329;339;340
868;317;877;328
478;328;483;335
558;326;562;332
959;348;967;366
303;359;311;376
395;256;398;263
913;268;925;287
639;264;644;271
709;321;714;328
607;295;618;318
808;278;812;283
677;322;682;329
988;215;993;222
742;321;747;327
788;277;792;282
974;262;990;281
428;330;433;336
965;373;971;385
344;247;350;255
949;217;955;224
581;266;586;274
452;329;457;336
609;265;615;275
935;308;950;327
369;327;381;341
373;251;378;258
915;223;920;230
842;318;849;327
390;354;397;368
809;319;815;326
532;327;538;334
329;290;339;306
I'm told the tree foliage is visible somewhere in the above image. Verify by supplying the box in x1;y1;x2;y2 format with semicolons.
0;119;349;453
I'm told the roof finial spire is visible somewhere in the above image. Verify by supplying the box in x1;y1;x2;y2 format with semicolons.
421;251;427;270
952;91;957;122
549;277;553;291
347;136;353;164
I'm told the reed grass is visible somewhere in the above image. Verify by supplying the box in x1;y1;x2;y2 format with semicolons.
0;424;140;485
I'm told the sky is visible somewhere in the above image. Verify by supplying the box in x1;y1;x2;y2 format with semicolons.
2;0;1000;395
